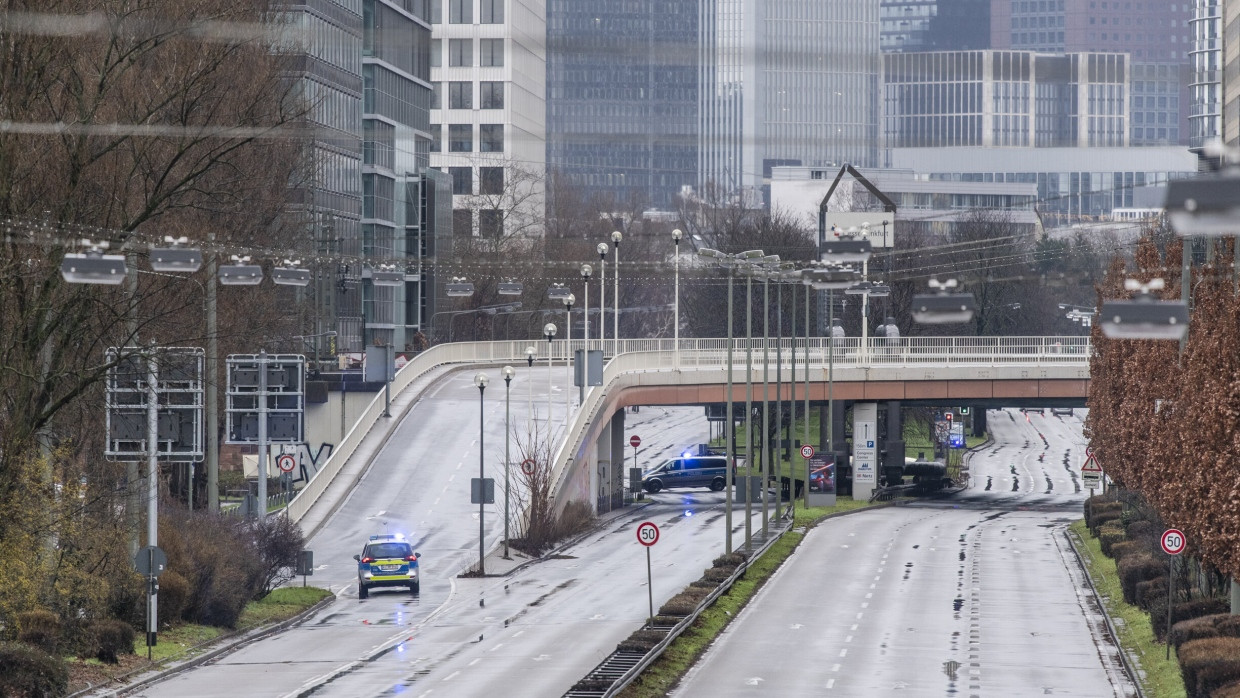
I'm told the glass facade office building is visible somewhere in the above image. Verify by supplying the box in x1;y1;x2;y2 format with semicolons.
880;0;991;53
884;50;1129;149
546;0;698;210
700;0;880;197
991;0;1191;147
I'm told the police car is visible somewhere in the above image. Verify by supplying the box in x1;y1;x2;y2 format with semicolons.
353;534;421;599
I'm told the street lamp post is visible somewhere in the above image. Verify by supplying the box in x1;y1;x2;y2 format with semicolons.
596;243;608;348
502;366;514;559
473;372;489;575
611;231;623;356
580;265;591;406
698;247;764;554
760;262;773;535
562;293;575;419
543;323;557;432
743;262;756;552
672;228;682;369
525;346;536;425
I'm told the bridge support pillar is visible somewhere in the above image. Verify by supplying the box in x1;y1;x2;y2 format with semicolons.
885;401;905;487
972;407;987;437
594;410;626;514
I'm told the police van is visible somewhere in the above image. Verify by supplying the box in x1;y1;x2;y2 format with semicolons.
641;455;731;493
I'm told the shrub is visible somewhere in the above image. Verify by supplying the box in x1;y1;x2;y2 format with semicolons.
713;553;747;567
1135;577;1168;611
690;580;718;589
703;567;735;583
658;588;710;617
1117;554;1164;605
1215;616;1240;639
0;641;68;697
1171;615;1227;650
249;515;305;597
616;629;666;653
1085;499;1121;528
16;610;60;656
1090;513;1122;537
1151;598;1232;640
91;619;135;664
1108;541;1140;561
1100;529;1127;557
158;570;191;625
1212;680;1240;698
1179;637;1240;698
1126;519;1156;541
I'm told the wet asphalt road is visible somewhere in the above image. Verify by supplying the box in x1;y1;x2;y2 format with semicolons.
673;409;1138;697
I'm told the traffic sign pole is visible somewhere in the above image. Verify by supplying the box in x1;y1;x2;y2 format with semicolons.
630;435;641;500
1161;528;1186;659
637;521;659;628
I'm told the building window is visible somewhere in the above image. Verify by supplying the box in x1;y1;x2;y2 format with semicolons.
449;39;472;66
453;208;473;236
449;124;472;151
449;0;472;24
429;124;441;152
480;39;504;67
449;166;472;195
479;124;503;152
430;82;441;109
480;167;503;194
480;0;503;23
480;82;504;109
449;81;472;109
430;0;441;23
430;39;441;67
479;209;503;238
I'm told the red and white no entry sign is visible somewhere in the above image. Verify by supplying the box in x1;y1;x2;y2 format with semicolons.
799;444;815;460
636;521;659;547
1161;528;1186;556
276;454;296;473
630;435;641;449
521;458;536;476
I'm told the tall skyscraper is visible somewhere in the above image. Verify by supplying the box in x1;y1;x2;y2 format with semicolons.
700;0;881;199
1191;0;1223;153
429;0;546;240
545;0;699;210
361;0;447;350
881;0;991;53
991;0;1191;147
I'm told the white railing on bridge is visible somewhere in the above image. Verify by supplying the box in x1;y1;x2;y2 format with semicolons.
286;336;1090;523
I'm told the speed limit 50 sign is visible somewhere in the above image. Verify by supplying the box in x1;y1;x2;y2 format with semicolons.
636;521;659;547
1161;528;1186;556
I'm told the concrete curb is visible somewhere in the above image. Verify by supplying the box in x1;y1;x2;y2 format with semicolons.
1063;526;1146;698
77;594;336;697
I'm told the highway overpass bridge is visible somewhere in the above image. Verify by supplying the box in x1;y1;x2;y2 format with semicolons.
287;336;1090;524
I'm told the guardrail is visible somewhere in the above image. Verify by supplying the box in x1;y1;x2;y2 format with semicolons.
285;336;1091;523
565;516;791;697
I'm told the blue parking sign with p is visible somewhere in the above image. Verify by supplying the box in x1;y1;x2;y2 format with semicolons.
866;440;874;448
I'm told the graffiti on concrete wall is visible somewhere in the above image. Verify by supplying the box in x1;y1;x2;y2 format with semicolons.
293;442;335;484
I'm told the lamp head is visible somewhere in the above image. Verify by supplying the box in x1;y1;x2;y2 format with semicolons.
543;323;557;339
672;228;683;242
597;242;609;258
580;263;592;279
611;230;623;244
564;293;576;308
474;372;489;389
503;365;515;381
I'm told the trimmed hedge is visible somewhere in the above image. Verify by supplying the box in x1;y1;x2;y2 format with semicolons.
15;610;60;656
0;642;68;698
1179;637;1240;698
90;619;135;664
1108;540;1141;561
658;588;711;617
1117;553;1165;605
1171;615;1229;650
1090;513;1123;537
1151;598;1232;640
1135;577;1169;611
1099;528;1127;557
1212;680;1240;698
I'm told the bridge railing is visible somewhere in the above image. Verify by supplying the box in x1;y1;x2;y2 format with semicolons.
287;336;1090;522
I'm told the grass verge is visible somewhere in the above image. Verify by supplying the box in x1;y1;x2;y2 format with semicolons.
1068;520;1186;698
617;530;804;698
615;499;876;697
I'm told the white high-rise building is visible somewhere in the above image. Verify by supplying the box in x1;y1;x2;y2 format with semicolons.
429;0;546;240
699;0;881;200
